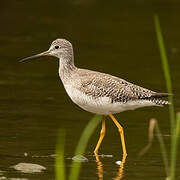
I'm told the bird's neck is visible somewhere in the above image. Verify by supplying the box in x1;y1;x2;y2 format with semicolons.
58;54;77;82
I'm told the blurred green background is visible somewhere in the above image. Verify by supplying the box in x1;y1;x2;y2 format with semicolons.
0;0;180;179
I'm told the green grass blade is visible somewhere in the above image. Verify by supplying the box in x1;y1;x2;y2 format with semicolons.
154;15;175;129
170;113;180;179
69;115;102;180
154;15;177;180
56;129;66;180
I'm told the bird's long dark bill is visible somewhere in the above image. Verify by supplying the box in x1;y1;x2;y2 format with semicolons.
19;51;50;62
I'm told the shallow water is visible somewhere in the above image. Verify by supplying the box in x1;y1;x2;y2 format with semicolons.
0;0;180;179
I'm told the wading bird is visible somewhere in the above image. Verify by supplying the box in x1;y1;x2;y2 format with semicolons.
20;39;169;156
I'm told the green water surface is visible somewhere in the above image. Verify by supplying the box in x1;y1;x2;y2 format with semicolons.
0;0;180;179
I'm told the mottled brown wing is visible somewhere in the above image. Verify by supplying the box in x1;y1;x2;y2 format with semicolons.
78;69;158;103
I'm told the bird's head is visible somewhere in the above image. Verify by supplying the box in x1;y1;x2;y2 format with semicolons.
20;39;73;62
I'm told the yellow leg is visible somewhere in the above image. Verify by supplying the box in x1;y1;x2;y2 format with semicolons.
94;117;106;155
109;113;127;156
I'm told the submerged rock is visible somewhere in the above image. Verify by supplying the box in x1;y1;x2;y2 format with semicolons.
12;163;46;173
0;177;7;180
72;155;88;162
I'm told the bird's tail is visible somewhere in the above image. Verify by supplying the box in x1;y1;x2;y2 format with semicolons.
150;93;171;98
143;93;171;106
150;98;170;105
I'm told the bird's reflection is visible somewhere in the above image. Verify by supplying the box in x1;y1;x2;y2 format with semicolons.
95;153;127;180
95;154;103;180
113;154;126;180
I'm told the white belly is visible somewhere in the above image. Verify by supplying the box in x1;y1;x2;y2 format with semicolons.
64;85;157;115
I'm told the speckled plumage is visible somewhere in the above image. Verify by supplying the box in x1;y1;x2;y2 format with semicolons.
21;39;169;115
20;38;169;155
51;39;169;115
59;67;168;114
76;69;168;104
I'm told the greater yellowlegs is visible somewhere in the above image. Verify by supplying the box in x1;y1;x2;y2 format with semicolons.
20;39;169;156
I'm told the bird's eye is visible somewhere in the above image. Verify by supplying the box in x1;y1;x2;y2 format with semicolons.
55;45;59;49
